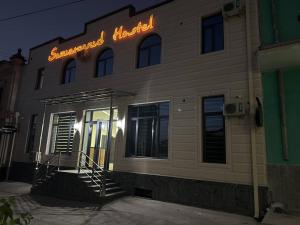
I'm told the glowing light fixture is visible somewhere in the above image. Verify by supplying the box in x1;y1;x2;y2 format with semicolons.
113;14;154;41
48;31;105;62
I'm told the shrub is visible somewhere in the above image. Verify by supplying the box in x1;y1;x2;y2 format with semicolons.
0;197;33;225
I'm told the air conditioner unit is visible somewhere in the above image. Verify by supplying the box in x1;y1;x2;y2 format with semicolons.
222;0;245;18
223;102;246;116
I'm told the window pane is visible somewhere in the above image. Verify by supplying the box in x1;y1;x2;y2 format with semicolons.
214;23;224;51
138;49;149;68
150;45;161;65
203;96;226;164
63;60;76;84
159;102;169;116
50;113;76;153
97;61;106;77
203;96;224;113
126;120;137;157
137;118;153;157
203;28;213;53
126;102;169;158
106;58;113;75
138;34;161;68
159;117;168;158
202;14;224;53
100;49;113;60
139;104;158;117
140;35;161;48
26;115;38;153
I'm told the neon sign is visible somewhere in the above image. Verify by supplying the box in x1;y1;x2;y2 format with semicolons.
48;31;105;62
48;15;155;62
113;14;154;41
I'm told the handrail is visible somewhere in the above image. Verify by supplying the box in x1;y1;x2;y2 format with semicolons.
33;150;106;197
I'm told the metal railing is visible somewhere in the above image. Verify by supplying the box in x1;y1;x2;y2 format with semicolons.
33;151;106;196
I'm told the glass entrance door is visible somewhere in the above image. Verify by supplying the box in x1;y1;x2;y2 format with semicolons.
82;109;117;170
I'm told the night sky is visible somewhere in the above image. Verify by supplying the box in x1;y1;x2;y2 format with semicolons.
0;0;164;61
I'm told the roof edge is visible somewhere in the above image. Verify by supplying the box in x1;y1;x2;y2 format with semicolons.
29;0;174;51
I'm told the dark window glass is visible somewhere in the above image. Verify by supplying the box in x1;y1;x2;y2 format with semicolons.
138;34;161;68
202;13;224;54
202;96;226;164
126;102;169;158
26;114;38;153
96;48;114;77
63;60;76;84
50;112;76;153
35;68;45;90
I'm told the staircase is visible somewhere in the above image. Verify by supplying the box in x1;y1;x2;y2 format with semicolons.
31;151;126;203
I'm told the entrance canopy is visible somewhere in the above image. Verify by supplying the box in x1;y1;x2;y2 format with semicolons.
40;88;135;105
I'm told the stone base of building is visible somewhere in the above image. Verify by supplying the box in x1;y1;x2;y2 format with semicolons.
268;164;300;214
9;161;35;183
111;171;268;217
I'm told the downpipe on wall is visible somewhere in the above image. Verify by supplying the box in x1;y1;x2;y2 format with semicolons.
245;0;260;219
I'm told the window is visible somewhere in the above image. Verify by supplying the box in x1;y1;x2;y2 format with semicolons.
26;114;38;153
137;34;161;68
35;68;45;90
96;48;114;77
202;13;224;54
126;102;169;158
202;96;226;164
63;60;76;84
50;112;76;153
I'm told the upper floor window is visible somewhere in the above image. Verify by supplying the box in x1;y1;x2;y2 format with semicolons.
96;48;114;77
202;96;226;164
202;13;224;54
137;34;161;68
63;59;76;84
35;68;45;90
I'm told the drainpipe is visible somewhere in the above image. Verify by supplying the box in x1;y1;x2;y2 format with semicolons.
245;0;260;218
277;70;288;160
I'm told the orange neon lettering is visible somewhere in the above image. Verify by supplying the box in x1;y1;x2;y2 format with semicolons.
113;14;154;41
48;31;105;62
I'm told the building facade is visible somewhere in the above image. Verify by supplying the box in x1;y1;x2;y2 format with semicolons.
11;0;267;216
259;0;300;213
0;50;25;180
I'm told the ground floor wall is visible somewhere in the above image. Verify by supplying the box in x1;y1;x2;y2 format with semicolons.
262;67;300;212
111;171;268;217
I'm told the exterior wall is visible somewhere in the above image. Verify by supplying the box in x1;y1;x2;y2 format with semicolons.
13;0;267;212
259;0;300;45
259;0;300;212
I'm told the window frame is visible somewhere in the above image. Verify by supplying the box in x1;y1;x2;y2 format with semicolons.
125;102;170;159
95;48;114;77
137;33;162;69
202;95;226;164
62;59;76;84
35;68;45;90
201;12;224;54
26;114;38;153
49;112;76;154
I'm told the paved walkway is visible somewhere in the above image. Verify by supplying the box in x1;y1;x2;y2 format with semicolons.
0;182;258;225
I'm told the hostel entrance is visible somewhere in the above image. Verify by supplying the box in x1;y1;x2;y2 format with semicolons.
82;109;118;170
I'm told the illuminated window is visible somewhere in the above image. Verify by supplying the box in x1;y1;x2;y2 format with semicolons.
126;102;169;158
202;96;226;164
62;60;76;84
202;13;224;54
137;34;161;68
96;48;114;77
26;114;38;153
35;68;45;90
50;112;76;154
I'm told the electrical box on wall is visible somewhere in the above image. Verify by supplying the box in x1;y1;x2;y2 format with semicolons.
222;0;245;18
223;102;246;116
